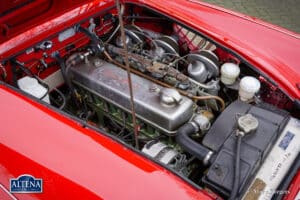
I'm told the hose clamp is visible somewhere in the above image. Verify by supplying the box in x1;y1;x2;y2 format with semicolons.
203;151;213;165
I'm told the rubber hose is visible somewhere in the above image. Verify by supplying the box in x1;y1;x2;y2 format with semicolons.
176;123;212;165
229;135;242;200
53;55;73;92
53;87;66;110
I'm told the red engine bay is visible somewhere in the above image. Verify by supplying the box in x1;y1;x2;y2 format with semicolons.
0;1;299;200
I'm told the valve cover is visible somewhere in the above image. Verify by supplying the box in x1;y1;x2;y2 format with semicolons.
67;58;194;135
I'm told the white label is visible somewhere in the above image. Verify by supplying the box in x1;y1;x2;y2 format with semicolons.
294;190;300;200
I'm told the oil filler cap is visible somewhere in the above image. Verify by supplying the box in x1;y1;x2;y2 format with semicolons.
238;114;259;134
160;88;182;106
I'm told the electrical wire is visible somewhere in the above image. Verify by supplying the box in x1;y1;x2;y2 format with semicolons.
167;54;190;67
105;24;120;44
11;59;35;77
53;55;76;95
128;29;159;49
11;59;67;109
11;59;50;98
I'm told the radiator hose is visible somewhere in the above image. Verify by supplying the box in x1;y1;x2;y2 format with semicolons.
176;121;213;165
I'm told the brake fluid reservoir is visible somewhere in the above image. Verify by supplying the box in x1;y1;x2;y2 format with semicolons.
18;76;50;103
239;76;260;101
220;63;240;85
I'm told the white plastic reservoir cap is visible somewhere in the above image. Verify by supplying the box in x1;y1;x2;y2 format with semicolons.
18;76;50;103
220;63;240;85
239;76;261;101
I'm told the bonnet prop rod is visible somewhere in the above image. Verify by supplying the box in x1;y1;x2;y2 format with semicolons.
115;0;140;149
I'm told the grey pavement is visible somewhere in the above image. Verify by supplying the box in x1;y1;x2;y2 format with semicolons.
201;0;300;34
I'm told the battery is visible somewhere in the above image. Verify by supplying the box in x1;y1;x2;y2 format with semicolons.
242;117;300;200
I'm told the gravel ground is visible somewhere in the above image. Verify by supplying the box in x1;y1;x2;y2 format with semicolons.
201;0;300;34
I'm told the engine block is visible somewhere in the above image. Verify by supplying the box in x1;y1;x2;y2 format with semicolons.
67;57;194;137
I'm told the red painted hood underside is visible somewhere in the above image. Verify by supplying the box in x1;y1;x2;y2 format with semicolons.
129;0;300;99
0;0;94;43
1;0;300;98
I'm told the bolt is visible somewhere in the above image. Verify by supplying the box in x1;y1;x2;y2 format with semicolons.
94;59;103;67
149;84;160;92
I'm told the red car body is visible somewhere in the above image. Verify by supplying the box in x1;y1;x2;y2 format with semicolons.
0;0;299;199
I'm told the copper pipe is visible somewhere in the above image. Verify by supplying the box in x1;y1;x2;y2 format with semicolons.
103;50;113;61
192;95;225;111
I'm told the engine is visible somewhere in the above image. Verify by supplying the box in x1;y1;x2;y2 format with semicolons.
63;27;300;198
67;58;194;136
2;4;300;200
